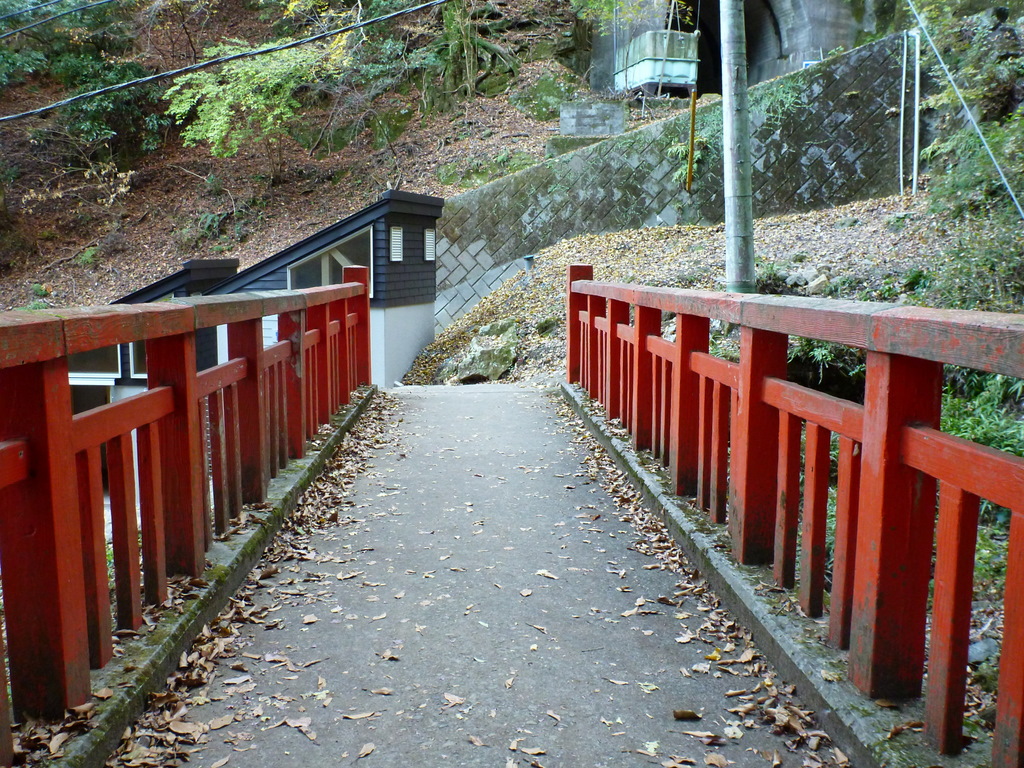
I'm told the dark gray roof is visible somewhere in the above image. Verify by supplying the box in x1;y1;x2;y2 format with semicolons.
114;258;240;304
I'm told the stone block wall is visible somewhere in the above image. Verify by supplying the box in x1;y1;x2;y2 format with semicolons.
559;102;628;136
435;35;913;327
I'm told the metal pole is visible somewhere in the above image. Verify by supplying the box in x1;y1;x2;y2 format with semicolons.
911;28;922;196
720;0;755;293
899;31;908;194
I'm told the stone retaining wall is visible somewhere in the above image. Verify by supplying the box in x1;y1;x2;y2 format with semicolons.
434;34;916;328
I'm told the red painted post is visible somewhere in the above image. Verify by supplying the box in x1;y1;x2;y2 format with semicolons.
587;295;606;400
208;391;228;534
307;304;330;427
800;423;831;618
774;413;801;589
76;445;112;667
566;265;593;384
605;299;629;421
228;319;269;504
994;504;1024;766
0;358;90;716
850;351;942;698
266;366;280;476
669;315;709;496
631;306;661;452
147;332;206;576
108;433;142;630
926;483;979;754
343;266;371;387
710;381;730;524
137;422;167;606
224;383;243;520
279;310;307;457
829;436;861;649
696;376;712;511
729;327;787;564
335;301;352;407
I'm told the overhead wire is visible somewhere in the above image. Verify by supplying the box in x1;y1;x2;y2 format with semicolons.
0;0;449;124
0;0;71;23
904;0;1024;222
0;0;119;41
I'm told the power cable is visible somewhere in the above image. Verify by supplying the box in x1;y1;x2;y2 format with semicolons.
0;0;448;124
0;0;71;23
905;0;1024;222
0;0;119;41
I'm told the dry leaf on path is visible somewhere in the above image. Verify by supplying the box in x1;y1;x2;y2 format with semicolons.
343;712;377;720
520;589;533;597
521;746;546;755
212;757;229;768
370;688;393;695
704;755;731;767
535;570;558;580
443;693;465;707
303;614;318;624
358;742;375;758
468;735;487;746
209;714;234;730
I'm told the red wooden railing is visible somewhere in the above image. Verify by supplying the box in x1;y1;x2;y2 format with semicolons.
0;267;370;763
567;264;1024;766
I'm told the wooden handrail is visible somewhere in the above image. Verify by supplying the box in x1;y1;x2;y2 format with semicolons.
566;265;1024;767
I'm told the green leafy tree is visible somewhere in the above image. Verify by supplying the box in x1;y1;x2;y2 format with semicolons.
164;41;330;181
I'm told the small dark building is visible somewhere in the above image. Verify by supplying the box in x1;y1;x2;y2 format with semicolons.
206;190;444;387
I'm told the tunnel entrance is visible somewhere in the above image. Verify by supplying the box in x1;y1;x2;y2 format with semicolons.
668;0;784;94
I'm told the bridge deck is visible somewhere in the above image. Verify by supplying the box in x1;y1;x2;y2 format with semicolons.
171;385;837;767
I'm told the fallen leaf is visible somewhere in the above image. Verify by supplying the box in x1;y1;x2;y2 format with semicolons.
169;720;202;736
343;712;377;720
705;755;731;767
303;614;318;624
521;747;546;755
210;714;234;730
48;732;70;755
444;693;465;707
223;675;252;685
520;589;533;597
505;676;516;689
338;571;364;580
546;709;561;723
820;669;843;682
607;679;629;685
535;570;558;580
468;735;487;746
358;742;375;758
370;688;393;695
723;725;743;739
673;710;702;721
212;758;230;768
94;687;114;700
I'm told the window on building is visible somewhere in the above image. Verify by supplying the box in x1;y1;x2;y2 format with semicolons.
424;228;436;262
288;227;373;297
67;345;121;385
390;226;403;262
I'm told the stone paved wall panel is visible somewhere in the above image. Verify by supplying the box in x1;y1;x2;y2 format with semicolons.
435;35;912;327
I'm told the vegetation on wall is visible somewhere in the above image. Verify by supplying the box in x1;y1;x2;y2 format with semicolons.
907;2;1024;313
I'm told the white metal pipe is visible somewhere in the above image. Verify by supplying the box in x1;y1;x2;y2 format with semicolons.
911;28;922;196
899;31;908;194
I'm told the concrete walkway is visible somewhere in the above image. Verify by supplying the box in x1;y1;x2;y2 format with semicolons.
181;385;838;768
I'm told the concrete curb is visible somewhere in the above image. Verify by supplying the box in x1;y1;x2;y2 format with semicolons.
45;387;377;768
560;382;987;768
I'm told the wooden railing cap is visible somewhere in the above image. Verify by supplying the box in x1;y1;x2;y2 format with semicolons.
0;311;66;367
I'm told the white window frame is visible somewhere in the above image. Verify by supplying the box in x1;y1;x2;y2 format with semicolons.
288;226;374;298
424;228;436;262
390;226;404;262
